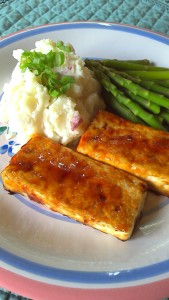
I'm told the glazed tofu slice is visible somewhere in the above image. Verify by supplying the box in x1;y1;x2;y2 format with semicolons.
1;135;147;240
77;110;169;197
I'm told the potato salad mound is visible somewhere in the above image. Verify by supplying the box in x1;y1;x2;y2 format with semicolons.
0;39;105;145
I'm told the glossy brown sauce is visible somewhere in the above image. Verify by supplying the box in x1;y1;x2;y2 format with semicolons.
79;113;169;178
2;135;147;234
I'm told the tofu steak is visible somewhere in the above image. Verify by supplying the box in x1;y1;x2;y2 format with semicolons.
1;135;147;240
77;110;169;196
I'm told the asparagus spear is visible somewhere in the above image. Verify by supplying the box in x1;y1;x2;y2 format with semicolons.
124;59;151;65
124;90;160;114
99;67;161;113
85;59;169;109
159;110;169;125
100;65;169;98
105;70;169;109
125;70;169;80
102;90;145;124
98;59;168;71
156;80;169;88
93;68;166;130
140;81;169;97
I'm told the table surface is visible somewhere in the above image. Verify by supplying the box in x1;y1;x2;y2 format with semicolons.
0;0;169;299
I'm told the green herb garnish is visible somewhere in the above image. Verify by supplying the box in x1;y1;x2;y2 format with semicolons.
56;41;72;52
20;41;74;98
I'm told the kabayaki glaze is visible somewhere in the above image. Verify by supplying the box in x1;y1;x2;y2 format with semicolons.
1;134;147;240
77;110;169;196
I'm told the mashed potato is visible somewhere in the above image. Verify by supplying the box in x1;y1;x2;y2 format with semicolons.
0;39;105;145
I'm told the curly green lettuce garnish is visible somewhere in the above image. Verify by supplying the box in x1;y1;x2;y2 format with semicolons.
19;42;75;98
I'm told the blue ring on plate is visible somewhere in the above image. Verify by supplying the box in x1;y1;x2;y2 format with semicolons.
0;247;169;284
0;22;169;49
0;22;169;285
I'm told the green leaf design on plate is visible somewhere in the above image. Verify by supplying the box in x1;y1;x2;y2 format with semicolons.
0;126;7;135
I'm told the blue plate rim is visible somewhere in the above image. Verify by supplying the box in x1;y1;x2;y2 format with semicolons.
0;21;169;49
1;247;169;285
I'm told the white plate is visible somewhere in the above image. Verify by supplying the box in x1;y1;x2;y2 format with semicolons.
0;22;169;297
